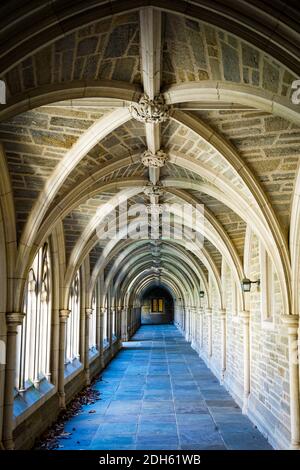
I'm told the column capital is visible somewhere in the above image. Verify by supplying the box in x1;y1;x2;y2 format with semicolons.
117;306;122;313
6;312;25;329
85;308;93;318
59;309;71;321
100;307;106;315
219;308;226;318
282;314;299;333
239;310;250;323
206;307;212;316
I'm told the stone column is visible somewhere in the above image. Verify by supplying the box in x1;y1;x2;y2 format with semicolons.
3;313;25;450
191;307;196;348
206;308;213;358
96;304;101;353
219;308;227;381
110;307;114;356
99;307;105;368
121;307;128;341
240;310;250;413
58;309;70;409
84;308;93;385
117;306;122;346
199;307;204;350
282;315;300;449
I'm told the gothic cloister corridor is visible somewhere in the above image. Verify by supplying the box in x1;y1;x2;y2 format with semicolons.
0;0;300;458
51;324;271;450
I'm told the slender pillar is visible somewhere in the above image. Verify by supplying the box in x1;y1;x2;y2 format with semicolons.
206;308;212;357
100;307;105;368
84;308;93;385
58;309;70;409
96;304;101;353
199;307;204;350
219;308;226;381
117;306;122;347
3;313;25;450
121;307;128;341
240;310;250;413
191;307;196;348
282;315;300;449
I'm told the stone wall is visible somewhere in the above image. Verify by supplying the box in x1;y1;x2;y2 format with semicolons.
187;237;291;449
247;233;290;448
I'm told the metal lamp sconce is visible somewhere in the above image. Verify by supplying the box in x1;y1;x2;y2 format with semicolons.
241;278;260;292
199;290;205;298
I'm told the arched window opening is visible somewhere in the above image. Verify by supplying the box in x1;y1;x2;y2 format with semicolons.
17;243;52;391
66;270;81;363
90;291;97;350
103;297;108;346
112;302;116;337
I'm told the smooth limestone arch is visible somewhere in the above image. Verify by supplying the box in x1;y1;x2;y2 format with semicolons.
9;77;298;314
121;255;201;315
60;192;241;312
125;269;195;333
290;165;300;318
0;81;142;123
168;105;292;309
14;107;133;304
102;240;212;307
164;156;291;316
125;276;184;308
124;273;186;332
0;144;17;313
31;144;286;320
0;196;7;450
164;82;300;125
124;269;194;313
75;214;222;316
113;254;200;303
136;278;182;305
109;252;203;308
85;226;213;309
118;258;197;308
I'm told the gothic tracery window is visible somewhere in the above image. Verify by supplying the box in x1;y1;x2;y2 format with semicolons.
66;270;81;363
90;291;97;350
16;243;52;391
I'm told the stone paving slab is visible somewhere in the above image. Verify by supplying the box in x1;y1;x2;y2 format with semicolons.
55;324;272;450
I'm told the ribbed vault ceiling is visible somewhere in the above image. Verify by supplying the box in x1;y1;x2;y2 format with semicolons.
0;2;299;316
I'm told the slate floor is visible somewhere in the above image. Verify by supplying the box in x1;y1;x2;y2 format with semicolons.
56;324;272;450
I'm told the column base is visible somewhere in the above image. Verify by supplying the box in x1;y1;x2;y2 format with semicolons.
3;438;14;450
100;355;105;369
58;392;66;409
220;369;226;384
242;394;249;414
85;369;91;386
290;441;300;450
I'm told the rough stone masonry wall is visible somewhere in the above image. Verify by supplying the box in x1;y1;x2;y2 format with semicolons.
223;264;244;405
196;240;291;449
211;281;221;377
247;233;290;449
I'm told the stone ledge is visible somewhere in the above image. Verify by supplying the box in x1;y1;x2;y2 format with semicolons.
64;358;83;385
14;379;56;427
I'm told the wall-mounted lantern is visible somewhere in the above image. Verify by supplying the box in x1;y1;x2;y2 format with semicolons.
241;278;260;292
199;290;205;298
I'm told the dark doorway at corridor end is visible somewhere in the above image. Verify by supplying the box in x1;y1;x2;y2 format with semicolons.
141;286;174;325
